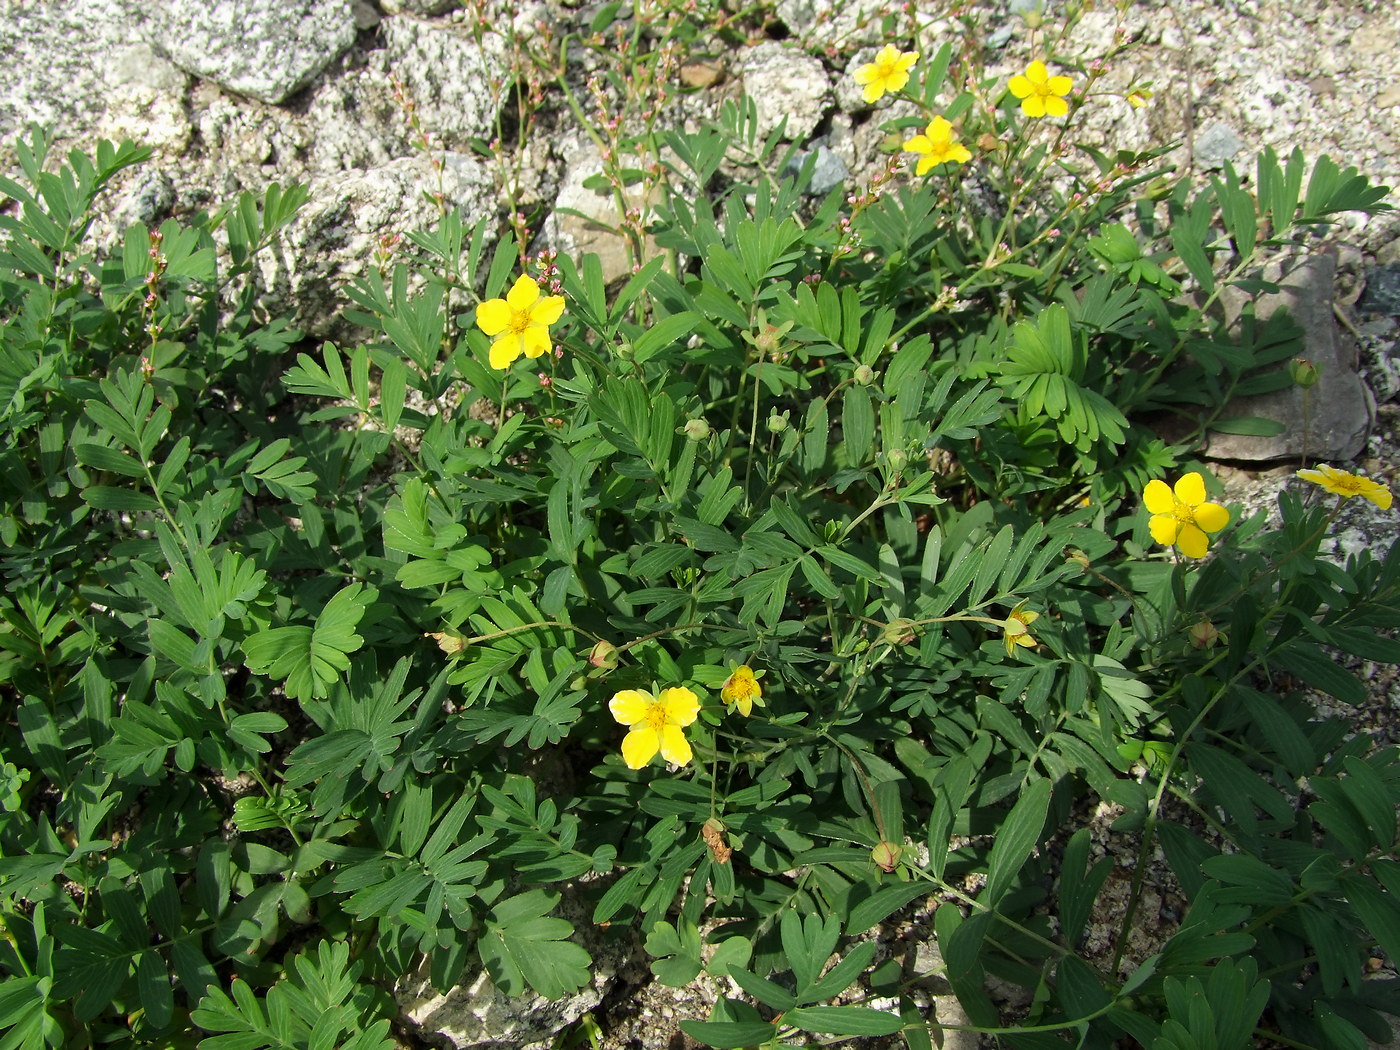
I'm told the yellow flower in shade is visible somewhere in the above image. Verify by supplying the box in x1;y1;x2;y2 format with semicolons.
720;665;764;717
609;687;701;769
903;117;973;175
853;45;919;104
1296;465;1394;510
1143;472;1230;559
474;274;566;370
1008;60;1074;117
1002;600;1040;657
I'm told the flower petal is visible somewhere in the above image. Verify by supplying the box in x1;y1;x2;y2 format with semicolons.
1174;472;1207;506
505;274;540;312
1364;484;1393;510
916;155;937;176
1047;75;1073;95
621;727;660;769
658;723;693;766
1176;524;1210;559
658;687;700;726
1021;95;1047;118
1042;95;1070;117
950;144;972;164
1143;479;1176;515
895;51;919;73
927;116;953;139
862;81;884;104
734;695;752;717
609;689;652;726
1025;60;1048;84
521;326;551;359
1148;514;1181;547
489;334;523;370
1008;74;1033;99
1194;501;1230;534
531;294;566;326
903;134;932;154
475;298;512;337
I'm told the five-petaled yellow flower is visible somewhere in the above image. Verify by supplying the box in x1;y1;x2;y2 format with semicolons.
853;44;919;104
1002;600;1040;657
1143;472;1230;559
474;274;566;370
1008;60;1074;118
1296;464;1394;510
903;116;973;174
720;665;764;717
609;687;701;769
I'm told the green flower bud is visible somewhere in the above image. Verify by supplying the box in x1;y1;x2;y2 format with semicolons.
887;448;909;471
767;413;789;433
882;617;917;645
854;364;877;386
871;840;903;873
682;419;711;442
589;639;620;670
1290;357;1321;388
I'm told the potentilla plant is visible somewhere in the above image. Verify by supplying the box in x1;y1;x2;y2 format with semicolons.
0;4;1398;1050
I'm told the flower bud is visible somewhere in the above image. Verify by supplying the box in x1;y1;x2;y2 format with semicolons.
427;630;468;656
882;617;917;645
854;364;877;386
614;341;634;359
1186;619;1220;650
766;413;789;433
682;418;711;442
1290;357;1321;388
886;448;909;472
589;639;620;670
871;840;902;873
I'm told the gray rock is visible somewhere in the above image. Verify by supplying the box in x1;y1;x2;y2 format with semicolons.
381;0;461;13
1206;253;1374;462
737;42;831;142
255;153;495;337
784;143;849;195
110;171;176;231
1192;121;1245;169
121;0;357;106
541;135;655;287
1359;264;1400;317
774;0;889;48
380;17;509;148
0;0;130;139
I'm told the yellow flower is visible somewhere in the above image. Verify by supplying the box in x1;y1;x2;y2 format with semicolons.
609;687;701;769
474;274;566;370
903;116;973;175
1126;90;1150;109
720;665;763;717
853;44;919;104
1143;472;1230;558
1002;599;1040;657
1008;60;1074;118
1296;464;1394;510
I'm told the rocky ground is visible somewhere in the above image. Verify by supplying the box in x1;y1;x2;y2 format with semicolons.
3;0;1399;1046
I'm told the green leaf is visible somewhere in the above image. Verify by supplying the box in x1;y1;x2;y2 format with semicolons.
81;486;160;512
479;890;592;1000
242;584;374;702
786;1006;903;1036
678;1021;778;1049
983;777;1050;907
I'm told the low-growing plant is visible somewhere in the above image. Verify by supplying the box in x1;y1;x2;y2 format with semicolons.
1;2;1398;1048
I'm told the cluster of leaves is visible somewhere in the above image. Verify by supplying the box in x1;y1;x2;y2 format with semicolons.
0;5;1397;1048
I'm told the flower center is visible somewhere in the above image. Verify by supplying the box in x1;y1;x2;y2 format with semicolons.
1173;499;1197;524
508;309;532;336
642;704;668;733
